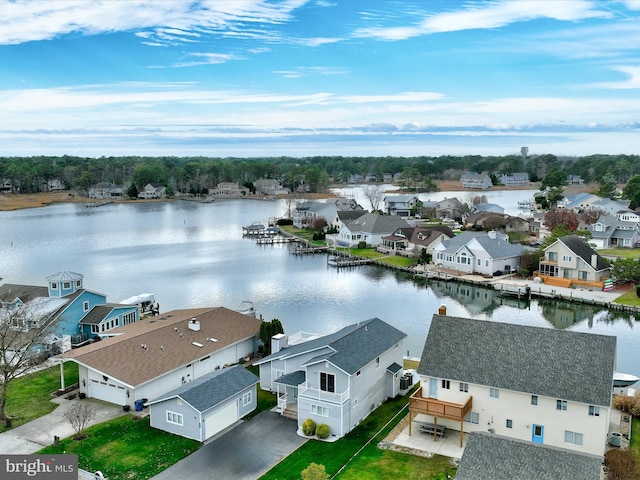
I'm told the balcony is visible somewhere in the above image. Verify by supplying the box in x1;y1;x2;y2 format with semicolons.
409;386;472;422
298;382;349;404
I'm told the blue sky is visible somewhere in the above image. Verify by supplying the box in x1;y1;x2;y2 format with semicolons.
1;0;639;158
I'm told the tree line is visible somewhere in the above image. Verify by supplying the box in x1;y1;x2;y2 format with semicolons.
1;153;640;195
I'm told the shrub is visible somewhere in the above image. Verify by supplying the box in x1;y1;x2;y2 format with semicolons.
605;449;640;480
301;462;329;480
357;240;367;249
302;418;316;436
636;285;640;298
277;218;293;226
315;423;330;439
613;392;640;417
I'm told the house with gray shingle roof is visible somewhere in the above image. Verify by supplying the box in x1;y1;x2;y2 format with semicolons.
254;318;407;438
328;213;411;247
383;195;420;216
432;230;527;275
455;432;602;480
539;235;610;283
147;365;259;442
411;315;615;457
588;215;640;249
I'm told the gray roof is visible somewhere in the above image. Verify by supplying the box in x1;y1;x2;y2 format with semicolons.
256;318;406;375
148;365;258;413
387;362;402;374
274;370;306;386
0;284;49;303
78;303;134;325
344;213;410;235
455;432;602;480
557;235;609;271
438;231;525;259
336;210;368;222
418;315;616;406
46;271;84;282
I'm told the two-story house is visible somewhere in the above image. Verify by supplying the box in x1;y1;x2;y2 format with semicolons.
138;183;167;199
499;172;529;187
460;173;492;189
326;213;410;248
293;198;364;229
539;235;610;284
411;314;616;457
88;182;123;199
378;226;454;257
588;215;640;249
254;318;407;439
383;195;420;216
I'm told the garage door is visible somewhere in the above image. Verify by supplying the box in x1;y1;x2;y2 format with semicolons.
89;379;127;405
204;400;238;440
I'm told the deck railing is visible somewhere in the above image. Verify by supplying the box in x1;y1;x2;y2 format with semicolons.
409;386;472;421
298;382;349;404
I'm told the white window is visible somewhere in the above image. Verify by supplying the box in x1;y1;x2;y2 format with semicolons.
311;404;329;417
557;399;567;411
441;379;450;389
123;311;136;325
464;411;479;424
588;405;600;417
459;382;469;393
578;270;587;280
63;282;71;289
51;282;58;289
490;388;499;398
243;391;252;406
83;301;89;312
167;411;183;426
562;255;572;262
564;430;583;446
485;260;489;267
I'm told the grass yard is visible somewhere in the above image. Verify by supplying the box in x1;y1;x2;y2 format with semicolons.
1;362;79;432
375;255;419;268
260;388;455;480
613;289;640;306
631;417;640;460
38;415;200;480
599;248;640;259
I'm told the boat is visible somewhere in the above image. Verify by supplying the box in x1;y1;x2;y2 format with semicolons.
613;372;639;388
120;293;157;313
234;301;257;318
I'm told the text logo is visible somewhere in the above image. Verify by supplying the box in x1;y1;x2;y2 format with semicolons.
1;455;77;479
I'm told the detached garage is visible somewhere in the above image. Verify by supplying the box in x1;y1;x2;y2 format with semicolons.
147;365;259;442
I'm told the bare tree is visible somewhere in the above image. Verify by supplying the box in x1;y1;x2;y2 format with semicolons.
364;185;384;212
63;402;96;440
0;301;57;427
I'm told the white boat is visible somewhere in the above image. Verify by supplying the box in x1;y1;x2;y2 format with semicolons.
120;293;156;313
613;372;639;388
234;301;257;318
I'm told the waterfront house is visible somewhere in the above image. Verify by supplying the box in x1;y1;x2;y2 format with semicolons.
383;195;420;216
498;172;529;187
539;235;610;284
588;215;640;249
213;182;249;197
138;183;167;199
326;213;411;248
293;198;363;229
60;307;262;410
254;178;289;195
0;271;139;354
435;197;463;220
411;314;615;457
378;226;454;257
254;318;407;438
473;202;504;215
464;212;530;235
432;231;526;275
455;432;602;480
147;365;259;442
460;172;492;189
88;182;124;199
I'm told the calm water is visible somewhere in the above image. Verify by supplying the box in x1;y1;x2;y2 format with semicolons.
1;193;638;380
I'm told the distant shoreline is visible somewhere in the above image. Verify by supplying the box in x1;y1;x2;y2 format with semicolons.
0;181;590;212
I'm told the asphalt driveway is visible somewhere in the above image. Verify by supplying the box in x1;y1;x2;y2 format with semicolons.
151;411;307;480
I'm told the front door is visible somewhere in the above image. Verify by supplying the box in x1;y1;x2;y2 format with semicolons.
532;424;544;444
428;378;438;398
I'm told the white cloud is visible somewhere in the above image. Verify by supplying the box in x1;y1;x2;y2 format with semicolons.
592;66;640;89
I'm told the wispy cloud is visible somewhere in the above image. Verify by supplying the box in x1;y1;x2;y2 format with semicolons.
592;66;640;89
273;66;348;78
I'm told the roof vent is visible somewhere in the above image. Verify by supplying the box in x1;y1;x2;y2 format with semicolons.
208;338;218;343
188;319;201;331
192;342;203;348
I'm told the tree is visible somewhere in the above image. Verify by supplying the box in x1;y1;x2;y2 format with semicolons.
63;402;96;440
0;302;56;427
363;185;384;212
578;207;604;225
301;463;329;480
598;180;618;199
126;183;139;199
311;217;327;231
543;209;578;232
604;449;640;480
540;169;568;190
622;175;640;209
259;319;284;355
610;258;640;284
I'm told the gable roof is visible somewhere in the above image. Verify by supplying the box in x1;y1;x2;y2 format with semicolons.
256;318;406;375
0;284;49;303
344;213;410;234
556;235;609;271
78;303;135;325
147;365;258;413
455;432;602;480
473;234;527;259
61;307;262;387
418;315;616;406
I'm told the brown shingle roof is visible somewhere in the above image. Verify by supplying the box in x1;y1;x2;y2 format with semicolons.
60;307;262;387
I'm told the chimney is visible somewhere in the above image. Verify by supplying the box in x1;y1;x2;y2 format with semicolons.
488;230;497;239
591;254;598;269
271;333;288;353
188;318;201;331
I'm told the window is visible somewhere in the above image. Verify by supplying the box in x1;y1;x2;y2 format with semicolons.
477;259;481;266
564;430;583;446
166;411;183;426
588;405;600;417
320;372;335;393
531;395;538;405
557;399;567;411
123;311;136;325
441;380;450;389
490;388;499;398
76;280;81;287
549;252;557;261
311;404;329;417
376;357;380;368
51;282;57;289
464;411;479;424
506;419;513;428
578;270;587;280
63;282;71;289
562;255;572;262
243;391;252;406
459;382;469;393
83;301;89;312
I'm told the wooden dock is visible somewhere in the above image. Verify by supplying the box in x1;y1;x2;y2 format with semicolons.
256;236;296;244
327;255;373;267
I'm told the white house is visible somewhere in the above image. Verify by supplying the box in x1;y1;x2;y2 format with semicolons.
383;195;420;216
539;235;610;283
326;213;411;248
60;307;262;410
411;315;616;457
499;172;529;187
254;318;407;438
588;215;640;249
293;198;363;229
138;183;167;199
460;173;492;189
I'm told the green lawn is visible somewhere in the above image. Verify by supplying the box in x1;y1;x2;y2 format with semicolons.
613;289;640;306
599;248;640;259
631;417;640;460
1;362;79;432
38;415;200;480
260;388;455;480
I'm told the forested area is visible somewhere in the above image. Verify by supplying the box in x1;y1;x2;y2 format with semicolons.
1;153;639;195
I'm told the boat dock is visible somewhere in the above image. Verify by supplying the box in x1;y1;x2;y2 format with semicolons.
256;236;297;244
327;255;374;267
